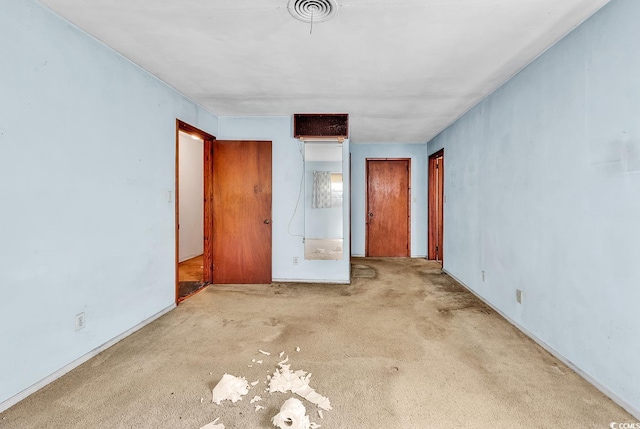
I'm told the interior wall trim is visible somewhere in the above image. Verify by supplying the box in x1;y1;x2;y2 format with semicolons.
349;254;427;258
0;304;176;413
442;269;640;421
273;278;350;284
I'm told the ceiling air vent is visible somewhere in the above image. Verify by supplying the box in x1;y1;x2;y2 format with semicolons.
294;114;349;141
288;0;339;23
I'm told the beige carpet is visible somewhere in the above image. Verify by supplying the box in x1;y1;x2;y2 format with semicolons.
1;258;635;428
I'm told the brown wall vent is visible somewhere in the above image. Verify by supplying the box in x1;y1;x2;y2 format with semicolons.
293;113;348;141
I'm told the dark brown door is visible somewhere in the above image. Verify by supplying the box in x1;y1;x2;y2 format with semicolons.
203;139;214;283
366;159;410;257
428;150;444;262
213;140;272;283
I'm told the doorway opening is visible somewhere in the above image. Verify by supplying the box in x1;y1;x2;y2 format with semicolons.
365;158;411;257
428;149;444;263
176;120;215;304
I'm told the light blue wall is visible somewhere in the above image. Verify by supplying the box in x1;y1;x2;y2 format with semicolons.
217;117;350;283
0;0;217;406
350;144;428;257
428;0;640;415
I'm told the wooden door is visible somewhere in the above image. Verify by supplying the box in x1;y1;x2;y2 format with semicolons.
366;159;410;257
213;141;272;284
428;150;444;262
203;138;214;283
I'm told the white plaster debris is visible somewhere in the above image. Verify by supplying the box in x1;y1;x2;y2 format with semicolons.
294;385;332;411
268;364;332;410
200;397;204;404
200;417;225;429
279;351;285;358
211;374;250;405
296;347;301;352
248;365;253;368
252;359;256;363
208;356;331;428
268;364;306;395
272;398;310;429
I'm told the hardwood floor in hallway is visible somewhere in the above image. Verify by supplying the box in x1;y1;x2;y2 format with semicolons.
178;255;205;301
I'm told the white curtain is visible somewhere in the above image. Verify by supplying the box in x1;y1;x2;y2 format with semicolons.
312;171;332;208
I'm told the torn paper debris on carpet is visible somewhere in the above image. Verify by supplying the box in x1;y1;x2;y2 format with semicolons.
272;398;311;429
211;374;249;404
268;364;332;410
200;417;225;429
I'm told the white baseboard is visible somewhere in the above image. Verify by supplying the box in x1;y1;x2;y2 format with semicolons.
350;255;427;258
179;253;204;263
443;269;640;420
0;304;176;413
272;278;350;284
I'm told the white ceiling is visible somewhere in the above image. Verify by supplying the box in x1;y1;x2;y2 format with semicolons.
39;0;609;143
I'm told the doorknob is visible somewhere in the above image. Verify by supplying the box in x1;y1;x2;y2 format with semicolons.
368;213;374;217
264;219;271;224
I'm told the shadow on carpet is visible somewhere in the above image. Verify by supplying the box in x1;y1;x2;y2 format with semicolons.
178;281;208;300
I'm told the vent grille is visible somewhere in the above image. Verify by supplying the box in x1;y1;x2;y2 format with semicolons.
294;114;349;139
288;0;339;23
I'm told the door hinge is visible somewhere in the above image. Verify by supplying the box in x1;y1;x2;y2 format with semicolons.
435;245;439;252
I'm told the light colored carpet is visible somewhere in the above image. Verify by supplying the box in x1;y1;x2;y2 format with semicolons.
1;258;635;428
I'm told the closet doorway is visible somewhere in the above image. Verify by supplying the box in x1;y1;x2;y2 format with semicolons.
175;120;215;303
428;149;444;263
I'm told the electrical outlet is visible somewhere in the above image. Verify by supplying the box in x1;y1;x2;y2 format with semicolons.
75;312;86;332
516;289;523;304
293;257;299;265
